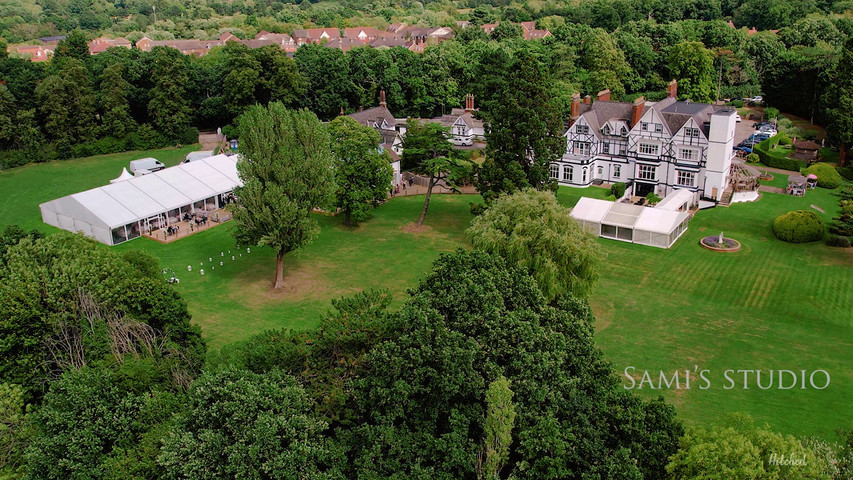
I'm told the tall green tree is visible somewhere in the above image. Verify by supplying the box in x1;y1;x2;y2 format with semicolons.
401;119;470;226
466;189;600;301
345;249;682;480
98;63;136;139
35;58;96;153
0;84;16;150
52;29;90;65
479;376;516;480
147;47;192;142
294;44;354;120
231;103;335;289
668;41;715;103
476;51;563;205
327;116;393;226
824;37;853;167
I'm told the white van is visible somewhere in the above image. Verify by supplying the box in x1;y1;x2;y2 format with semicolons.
181;150;214;164
129;157;165;176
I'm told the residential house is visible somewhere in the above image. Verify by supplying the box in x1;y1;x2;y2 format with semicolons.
432;94;484;146
343;27;392;43
88;37;132;55
10;45;53;62
347;91;407;186
292;28;341;45
325;37;366;52
135;35;230;56
557;80;737;204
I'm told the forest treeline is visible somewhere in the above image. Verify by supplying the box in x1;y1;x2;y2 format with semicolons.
0;3;847;169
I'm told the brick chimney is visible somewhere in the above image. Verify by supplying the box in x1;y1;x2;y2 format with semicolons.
570;93;581;121
596;89;611;102
583;95;591;104
667;80;677;99
631;96;645;128
340;106;344;116
465;93;474;113
379;90;387;107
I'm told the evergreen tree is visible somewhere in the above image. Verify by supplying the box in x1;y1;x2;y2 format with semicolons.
476;51;563;205
824;37;853;167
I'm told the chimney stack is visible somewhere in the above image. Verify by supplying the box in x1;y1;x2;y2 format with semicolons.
465;93;475;113
379;90;387;107
340;106;344;116
631;96;645;128
583;95;591;104
667;80;678;99
596;89;611;102
570;93;581;121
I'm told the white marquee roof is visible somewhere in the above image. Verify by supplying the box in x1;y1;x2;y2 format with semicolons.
571;195;688;235
570;197;612;223
655;188;693;211
40;154;240;229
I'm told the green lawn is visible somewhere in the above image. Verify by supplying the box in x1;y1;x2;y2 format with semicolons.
760;172;789;189
1;149;851;439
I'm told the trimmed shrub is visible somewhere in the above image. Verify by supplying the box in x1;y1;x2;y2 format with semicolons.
773;210;825;243
746;153;759;163
610;182;626;198
606;194;617;201
764;107;780;120
646;192;661;205
825;235;851;248
803;163;843;189
775;132;792;146
727;99;744;108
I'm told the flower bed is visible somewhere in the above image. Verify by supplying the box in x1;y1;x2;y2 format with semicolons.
700;235;742;252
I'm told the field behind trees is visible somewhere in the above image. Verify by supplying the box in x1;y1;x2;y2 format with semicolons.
0;148;851;439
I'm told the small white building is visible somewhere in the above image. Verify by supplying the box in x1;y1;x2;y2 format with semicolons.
571;190;691;249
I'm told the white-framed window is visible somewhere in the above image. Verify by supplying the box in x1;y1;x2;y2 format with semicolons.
679;147;698;161
654;124;663;133
563;165;573;181
550;163;559;179
582;167;588;183
641;122;648;131
639;142;659;156
573;141;590;156
638;164;656;180
686;127;700;138
620;126;628;136
619;143;627;154
576;124;590;134
677;170;696;187
603;125;611;135
597;166;604;175
603;142;610;154
614;165;621;178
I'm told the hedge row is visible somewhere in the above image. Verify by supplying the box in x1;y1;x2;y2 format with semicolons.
753;137;807;172
0;125;199;171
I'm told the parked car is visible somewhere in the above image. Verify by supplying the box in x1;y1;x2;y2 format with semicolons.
747;95;764;105
733;146;752;154
129;157;165;176
735;114;742;123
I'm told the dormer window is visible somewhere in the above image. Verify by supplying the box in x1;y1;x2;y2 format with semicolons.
603;125;611;135
654;124;663;133
620;126;627;136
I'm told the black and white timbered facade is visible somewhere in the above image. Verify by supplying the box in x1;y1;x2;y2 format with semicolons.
555;94;737;204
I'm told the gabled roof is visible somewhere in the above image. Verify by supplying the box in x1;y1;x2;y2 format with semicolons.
348;106;398;130
435;109;483;130
292;28;341;40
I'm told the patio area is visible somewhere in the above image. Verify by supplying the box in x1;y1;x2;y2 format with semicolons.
143;208;232;244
